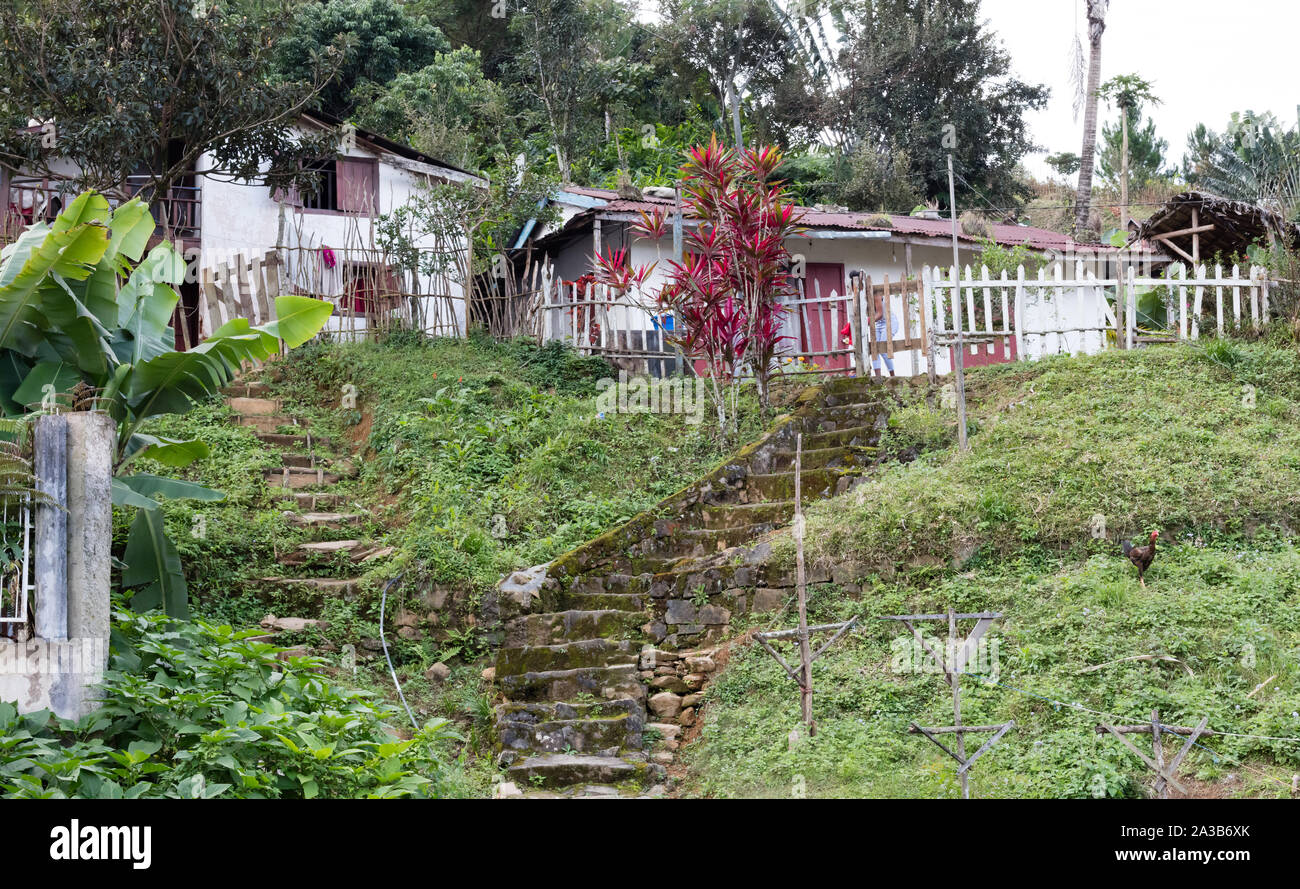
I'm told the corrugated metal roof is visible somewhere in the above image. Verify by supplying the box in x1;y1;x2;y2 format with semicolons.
554;186;1087;251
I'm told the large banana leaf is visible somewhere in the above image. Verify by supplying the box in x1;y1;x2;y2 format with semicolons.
114;472;226;504
0;223;111;356
261;295;336;349
122;508;188;619
12;361;80;409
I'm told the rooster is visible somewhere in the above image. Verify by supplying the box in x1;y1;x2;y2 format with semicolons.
1122;531;1159;586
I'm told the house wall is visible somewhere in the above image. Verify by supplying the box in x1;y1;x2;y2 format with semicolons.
197;134;473;337
543;222;1115;377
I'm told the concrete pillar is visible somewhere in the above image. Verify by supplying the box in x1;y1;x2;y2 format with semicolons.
33;414;68;640
65;412;113;654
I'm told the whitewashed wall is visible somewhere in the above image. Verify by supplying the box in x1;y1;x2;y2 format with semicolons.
197;132;476;337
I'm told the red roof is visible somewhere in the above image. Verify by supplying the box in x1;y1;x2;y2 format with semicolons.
556;187;1088;251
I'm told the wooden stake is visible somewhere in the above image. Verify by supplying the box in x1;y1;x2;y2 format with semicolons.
794;433;813;734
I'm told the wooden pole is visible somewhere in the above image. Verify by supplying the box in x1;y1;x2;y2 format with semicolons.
794;433;814;735
947;155;969;451
950;607;969;799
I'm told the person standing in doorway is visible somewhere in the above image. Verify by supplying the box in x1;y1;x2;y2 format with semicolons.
839;271;898;377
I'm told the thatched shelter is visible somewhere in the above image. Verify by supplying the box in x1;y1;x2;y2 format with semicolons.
1138;191;1300;265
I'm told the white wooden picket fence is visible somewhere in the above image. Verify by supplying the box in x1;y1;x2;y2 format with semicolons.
533;261;1277;380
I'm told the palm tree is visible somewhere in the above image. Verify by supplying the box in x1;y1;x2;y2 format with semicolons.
1073;0;1108;237
1097;74;1160;238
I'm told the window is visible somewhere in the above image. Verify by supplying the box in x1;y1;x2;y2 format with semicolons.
281;157;379;215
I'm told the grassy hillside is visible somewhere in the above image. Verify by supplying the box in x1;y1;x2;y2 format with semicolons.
684;340;1300;798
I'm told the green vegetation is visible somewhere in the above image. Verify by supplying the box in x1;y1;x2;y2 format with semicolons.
0;605;466;798
685;340;1300;798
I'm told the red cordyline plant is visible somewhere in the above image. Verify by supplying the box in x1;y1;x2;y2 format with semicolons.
593;136;803;437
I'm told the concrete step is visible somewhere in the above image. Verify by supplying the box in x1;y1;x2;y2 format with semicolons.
226;396;280;416
496;638;638;677
276;492;351;510
261;576;362;597
223;382;273;399
498;663;644;703
506;753;643;790
287;512;364;527
257;432;333;450
504;610;644;647
265;467;341;489
238;415;306;434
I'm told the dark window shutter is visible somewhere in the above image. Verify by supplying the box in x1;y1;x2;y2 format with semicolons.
337;158;377;214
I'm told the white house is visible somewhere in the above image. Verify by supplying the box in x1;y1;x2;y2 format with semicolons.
1;113;486;346
516;186;1164;376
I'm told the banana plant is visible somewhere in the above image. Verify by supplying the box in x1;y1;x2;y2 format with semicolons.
0;191;333;617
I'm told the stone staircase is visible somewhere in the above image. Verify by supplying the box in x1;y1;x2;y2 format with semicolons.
220;380;385;610
489;375;895;798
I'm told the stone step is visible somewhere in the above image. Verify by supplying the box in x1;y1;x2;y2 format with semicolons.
565;591;647;612
257;432;334;451
287;512;364;527
226;396;280;416
261;577;362;597
745;468;854;501
768;445;865;472
578;559;761;600
498;663;644;703
497;639;638;677
697;499;796;529
238;415;306;434
279;539;392;565
802;424;879;449
506;753;643;790
504;610;644;647
497;710;642;757
637;523;776;559
265;467;341;489
279;454;357;475
805;410;885;434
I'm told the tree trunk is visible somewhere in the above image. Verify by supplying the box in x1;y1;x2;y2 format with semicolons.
1120;108;1129;237
1073;0;1106;237
727;80;743;150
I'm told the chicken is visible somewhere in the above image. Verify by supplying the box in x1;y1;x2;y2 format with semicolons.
1122;531;1159;586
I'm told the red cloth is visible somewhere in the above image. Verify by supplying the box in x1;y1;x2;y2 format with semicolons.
839;320;852;344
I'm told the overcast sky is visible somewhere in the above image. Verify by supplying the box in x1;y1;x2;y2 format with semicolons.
980;0;1299;181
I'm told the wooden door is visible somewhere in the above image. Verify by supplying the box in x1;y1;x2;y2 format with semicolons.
800;262;849;372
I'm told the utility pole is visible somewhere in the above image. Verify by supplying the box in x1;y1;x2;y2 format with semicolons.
947;154;969;451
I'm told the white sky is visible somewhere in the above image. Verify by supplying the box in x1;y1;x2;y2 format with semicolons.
980;0;1300;181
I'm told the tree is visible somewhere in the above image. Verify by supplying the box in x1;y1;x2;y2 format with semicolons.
0;0;341;215
354;48;516;172
1184;110;1300;216
835;141;922;212
1073;0;1108;236
273;0;451;119
1099;109;1166;190
506;0;646;183
0;193;333;617
656;0;820;151
1045;152;1081;178
829;0;1048;213
596;137;800;433
1097;74;1162;248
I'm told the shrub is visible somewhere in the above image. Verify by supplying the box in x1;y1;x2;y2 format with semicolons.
0;607;460;798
